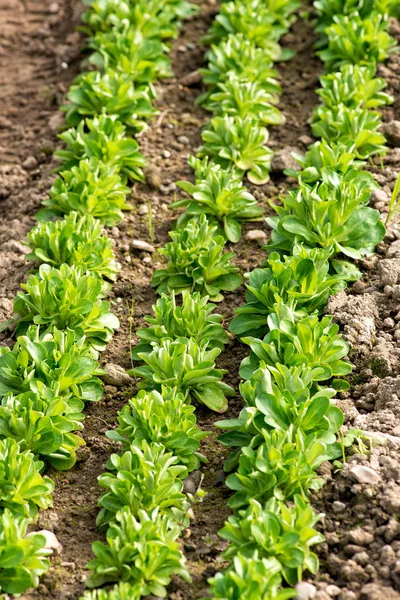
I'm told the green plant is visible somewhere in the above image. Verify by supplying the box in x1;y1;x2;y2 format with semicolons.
230;245;349;338
386;172;400;225
224;428;326;509
0;438;54;518
13;264;119;353
107;387;208;471
55;115;146;183
0;509;51;594
0;326;103;400
62;69;156;131
0;389;85;470
86;507;190;594
207;552;296;600
315;64;392;110
318;13;397;71
311;106;387;159
37;158;131;227
239;306;351;382
88;28;172;82
97;440;188;529
199;34;281;102
220;496;323;585
152;215;241;301
202;0;296;56
131;338;235;413
198;115;273;184
132;290;228;358
266;173;385;259
203;73;284;126
80;583;142;600
25;212;119;281
314;0;399;33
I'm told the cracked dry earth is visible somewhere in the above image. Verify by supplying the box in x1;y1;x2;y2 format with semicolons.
1;1;400;599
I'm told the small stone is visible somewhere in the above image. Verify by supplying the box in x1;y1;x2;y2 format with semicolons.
177;135;190;145
332;501;346;513
49;112;64;131
298;134;314;146
161;150;171;158
349;465;381;485
22;156;38;170
48;2;59;12
271;146;301;173
180;70;202;86
354;551;370;566
371;189;389;204
131;240;155;253
102;363;133;387
348;528;374;546
382;120;400;146
295;582;317;600
142;255;151;264
383;317;395;328
326;585;341;597
393;425;400;435
37;530;62;555
138;204;149;215
111;226;120;238
245;229;267;243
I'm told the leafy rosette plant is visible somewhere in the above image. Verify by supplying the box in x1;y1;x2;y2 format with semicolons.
13;264;119;353
0;326;103;401
0;438;54;518
0;389;85;470
86;507;190;593
220;496;324;585
217;363;343;470
207;553;296;600
88;28;172;82
55;115;146;183
0;509;52;594
230;245;349;338
239;303;351;383
152;215;241;301
315;64;392;111
132;290;228;358
97;440;188;529
266;172;385;260
131;338;235;413
284;140;364;182
311;105;387;159
107;387;208;472
174;160;264;242
318;13;397;71
224;428;326;509
199;115;273;185
204;73;284;126
62;69;156;131
80;583;142;600
202;0;295;56
313;0;399;32
26;212;119;281
37;158;131;227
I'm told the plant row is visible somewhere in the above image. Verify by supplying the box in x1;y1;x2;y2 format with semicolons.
209;1;399;598
0;0;199;595
78;0;306;598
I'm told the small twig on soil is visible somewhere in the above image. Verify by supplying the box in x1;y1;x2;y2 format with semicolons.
156;108;170;127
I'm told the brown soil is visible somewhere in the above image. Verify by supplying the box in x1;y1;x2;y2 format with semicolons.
1;1;400;599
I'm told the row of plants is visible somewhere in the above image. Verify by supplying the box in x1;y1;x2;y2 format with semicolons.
208;0;399;598
81;0;304;598
0;0;198;594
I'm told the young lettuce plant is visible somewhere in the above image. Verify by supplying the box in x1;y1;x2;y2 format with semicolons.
80;583;142;600
96;440;188;529
266;172;385;261
313;0;400;32
152;215;241;301
198;115;273;185
88;28;172;82
230;245;349;338
0;326;103;402
0;389;85;470
132;290;228;358
38;158;131;226
86;507;190;592
0;438;54;518
55;115;146;183
207;553;296;600
318;13;397;71
25;212;120;281
220;496;323;585
62;69;156;131
107;387;208;471
13;264;119;353
174;159;264;242
0;510;52;594
131;338;235;413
